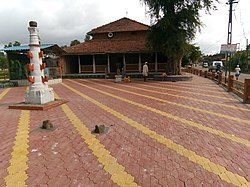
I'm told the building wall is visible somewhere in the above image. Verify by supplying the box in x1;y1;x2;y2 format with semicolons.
92;30;147;41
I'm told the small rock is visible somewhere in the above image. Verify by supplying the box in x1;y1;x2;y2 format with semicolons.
41;120;53;130
92;125;108;134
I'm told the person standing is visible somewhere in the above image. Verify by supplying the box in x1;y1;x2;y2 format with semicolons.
235;65;241;80
143;62;149;82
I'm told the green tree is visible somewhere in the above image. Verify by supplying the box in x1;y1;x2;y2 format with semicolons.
61;45;68;49
141;0;216;74
228;51;248;72
182;44;202;67
70;39;81;46
4;41;21;48
13;41;21;46
4;42;13;48
0;52;8;69
84;34;91;42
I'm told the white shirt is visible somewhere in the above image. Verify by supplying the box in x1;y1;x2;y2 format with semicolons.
235;67;241;74
143;64;148;76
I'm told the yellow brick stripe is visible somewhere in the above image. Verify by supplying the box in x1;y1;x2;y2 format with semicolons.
82;79;250;126
61;82;249;187
100;80;250;112
54;93;139;187
163;81;219;88
152;81;226;94
4;110;30;187
70;80;250;148
143;82;234;100
0;88;11;99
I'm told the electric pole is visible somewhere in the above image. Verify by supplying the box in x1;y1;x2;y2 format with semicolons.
226;0;238;76
247;39;249;71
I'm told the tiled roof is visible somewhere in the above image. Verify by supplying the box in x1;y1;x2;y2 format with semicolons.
88;17;150;34
65;38;150;54
64;17;151;54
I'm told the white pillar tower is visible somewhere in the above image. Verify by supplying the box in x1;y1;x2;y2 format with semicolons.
25;21;54;104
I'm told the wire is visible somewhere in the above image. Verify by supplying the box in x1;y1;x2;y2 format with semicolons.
201;35;227;52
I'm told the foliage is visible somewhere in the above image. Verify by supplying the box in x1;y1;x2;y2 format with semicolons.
0;52;8;69
182;44;202;66
61;45;68;49
70;39;81;46
4;41;21;48
141;0;217;74
186;44;202;62
13;41;21;46
4;42;13;48
202;53;224;63
84;34;92;42
228;50;249;72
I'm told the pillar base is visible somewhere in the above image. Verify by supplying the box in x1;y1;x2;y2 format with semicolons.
25;88;54;104
114;75;123;83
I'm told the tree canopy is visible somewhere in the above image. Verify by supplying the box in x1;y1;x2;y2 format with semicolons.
84;34;91;42
141;0;217;74
0;52;8;69
228;50;249;72
4;41;21;48
182;44;202;67
70;39;81;46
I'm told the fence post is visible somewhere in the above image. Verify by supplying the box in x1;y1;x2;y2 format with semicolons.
204;71;207;78
243;79;250;104
212;72;215;80
199;70;202;76
218;72;222;84
228;75;234;92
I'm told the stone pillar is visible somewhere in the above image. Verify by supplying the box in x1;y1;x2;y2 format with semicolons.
107;54;110;73
25;21;54;104
155;52;158;72
123;54;126;72
78;55;81;73
93;55;96;73
139;54;141;73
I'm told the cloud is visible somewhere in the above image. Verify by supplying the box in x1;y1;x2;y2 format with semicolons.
0;0;248;54
195;0;250;54
0;0;148;48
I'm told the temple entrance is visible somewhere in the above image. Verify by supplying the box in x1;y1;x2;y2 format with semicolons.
110;54;123;73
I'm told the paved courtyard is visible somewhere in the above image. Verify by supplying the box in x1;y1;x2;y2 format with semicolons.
0;75;250;187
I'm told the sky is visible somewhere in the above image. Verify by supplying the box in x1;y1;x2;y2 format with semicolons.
0;0;249;55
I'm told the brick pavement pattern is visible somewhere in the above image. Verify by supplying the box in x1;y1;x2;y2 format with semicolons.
0;75;250;187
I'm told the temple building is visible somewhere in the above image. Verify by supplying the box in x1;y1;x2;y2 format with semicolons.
62;17;167;76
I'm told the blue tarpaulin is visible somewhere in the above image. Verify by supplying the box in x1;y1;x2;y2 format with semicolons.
0;44;54;51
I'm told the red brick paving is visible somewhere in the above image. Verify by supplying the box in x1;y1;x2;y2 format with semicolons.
0;74;250;186
0;87;24;186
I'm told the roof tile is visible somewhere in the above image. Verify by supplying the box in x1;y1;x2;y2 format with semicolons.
88;17;150;34
65;38;149;54
65;17;151;54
